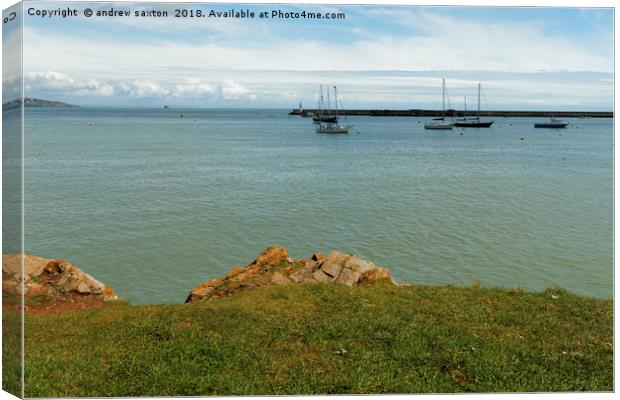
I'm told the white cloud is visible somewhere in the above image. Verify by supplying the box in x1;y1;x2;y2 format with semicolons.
116;80;169;98
219;79;256;101
24;71;116;97
16;7;613;108
22;71;258;102
25;71;75;90
22;7;612;77
21;68;612;110
171;79;217;99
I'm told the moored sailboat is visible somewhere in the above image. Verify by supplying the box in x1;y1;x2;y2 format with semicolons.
313;85;338;123
316;86;352;134
425;78;453;130
453;83;494;128
534;117;569;128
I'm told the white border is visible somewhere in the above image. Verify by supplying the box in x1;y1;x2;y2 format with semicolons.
0;1;616;400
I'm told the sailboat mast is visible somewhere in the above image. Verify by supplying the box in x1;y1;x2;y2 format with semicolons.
464;96;467;118
442;78;445;118
477;83;481;120
319;85;324;114
334;86;338;119
327;87;331;116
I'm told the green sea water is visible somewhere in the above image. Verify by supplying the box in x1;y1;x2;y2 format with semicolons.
9;108;613;304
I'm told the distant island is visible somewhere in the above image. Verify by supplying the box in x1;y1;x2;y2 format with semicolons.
2;97;77;111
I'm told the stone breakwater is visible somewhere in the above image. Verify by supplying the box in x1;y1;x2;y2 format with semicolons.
185;246;401;304
2;247;402;309
289;108;614;118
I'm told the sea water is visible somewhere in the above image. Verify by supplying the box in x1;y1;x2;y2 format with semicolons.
14;108;613;304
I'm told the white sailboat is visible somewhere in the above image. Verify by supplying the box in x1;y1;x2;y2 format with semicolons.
425;78;453;130
316;86;352;134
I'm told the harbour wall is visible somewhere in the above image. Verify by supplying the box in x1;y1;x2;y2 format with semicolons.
290;109;613;118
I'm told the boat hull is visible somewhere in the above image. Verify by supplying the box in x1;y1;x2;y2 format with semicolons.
312;115;338;123
424;123;453;130
534;123;569;128
316;125;351;134
453;120;494;128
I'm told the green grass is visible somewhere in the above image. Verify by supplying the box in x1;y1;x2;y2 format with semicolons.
2;304;22;397
4;282;613;396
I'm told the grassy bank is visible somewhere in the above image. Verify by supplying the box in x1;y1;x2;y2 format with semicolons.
4;282;613;396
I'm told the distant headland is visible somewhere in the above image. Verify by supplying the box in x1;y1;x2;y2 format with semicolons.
2;97;77;111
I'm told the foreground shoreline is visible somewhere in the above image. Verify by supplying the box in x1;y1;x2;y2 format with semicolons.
2;249;613;396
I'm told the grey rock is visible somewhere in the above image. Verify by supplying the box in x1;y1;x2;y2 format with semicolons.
335;268;362;286
312;269;334;283
320;259;343;278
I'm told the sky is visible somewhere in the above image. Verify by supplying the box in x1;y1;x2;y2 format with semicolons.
2;1;615;110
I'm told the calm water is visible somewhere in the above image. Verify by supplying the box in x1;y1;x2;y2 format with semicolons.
14;108;613;303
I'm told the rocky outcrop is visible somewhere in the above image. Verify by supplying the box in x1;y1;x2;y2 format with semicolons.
2;254;118;309
185;246;397;304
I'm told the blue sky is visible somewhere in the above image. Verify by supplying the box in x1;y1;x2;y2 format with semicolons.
5;2;614;109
